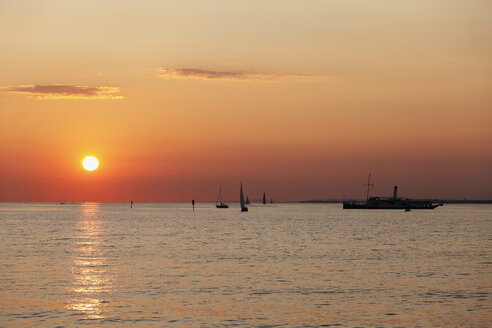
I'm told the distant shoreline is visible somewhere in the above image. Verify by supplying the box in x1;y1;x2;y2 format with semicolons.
1;200;492;204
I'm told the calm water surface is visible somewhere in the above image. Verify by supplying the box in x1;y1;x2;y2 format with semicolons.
0;203;490;327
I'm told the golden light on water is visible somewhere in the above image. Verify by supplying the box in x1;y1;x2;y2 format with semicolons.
82;156;99;172
67;204;112;319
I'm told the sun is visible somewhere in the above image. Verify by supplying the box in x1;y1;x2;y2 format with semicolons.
82;156;99;171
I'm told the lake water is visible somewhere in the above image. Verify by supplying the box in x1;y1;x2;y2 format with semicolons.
0;203;490;327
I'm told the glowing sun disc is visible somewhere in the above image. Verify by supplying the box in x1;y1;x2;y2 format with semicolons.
83;156;99;171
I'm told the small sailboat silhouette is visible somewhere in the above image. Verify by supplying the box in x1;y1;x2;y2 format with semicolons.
245;195;250;204
262;192;266;204
240;183;248;212
216;186;229;208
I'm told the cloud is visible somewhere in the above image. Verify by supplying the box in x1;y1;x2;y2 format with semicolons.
159;67;316;81
0;84;123;99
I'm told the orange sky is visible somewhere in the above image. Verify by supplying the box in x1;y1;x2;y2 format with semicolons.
0;0;491;201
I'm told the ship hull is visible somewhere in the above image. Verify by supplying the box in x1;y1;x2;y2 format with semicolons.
343;197;442;210
343;202;440;210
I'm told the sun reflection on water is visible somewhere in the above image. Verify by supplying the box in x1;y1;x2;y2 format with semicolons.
66;203;113;319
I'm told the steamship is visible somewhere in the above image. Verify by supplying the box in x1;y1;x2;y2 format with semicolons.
343;174;443;210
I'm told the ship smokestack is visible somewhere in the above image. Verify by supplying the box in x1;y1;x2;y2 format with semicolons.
393;186;398;199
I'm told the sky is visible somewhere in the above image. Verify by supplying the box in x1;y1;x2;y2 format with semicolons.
0;0;491;202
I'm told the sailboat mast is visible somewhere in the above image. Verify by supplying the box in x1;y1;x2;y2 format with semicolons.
217;186;222;204
240;184;244;206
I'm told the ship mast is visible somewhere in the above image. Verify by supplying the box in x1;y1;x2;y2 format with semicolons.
365;173;374;200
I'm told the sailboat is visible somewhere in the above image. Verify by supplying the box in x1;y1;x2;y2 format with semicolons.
245;195;250;204
216;186;228;208
240;183;248;212
262;192;266;204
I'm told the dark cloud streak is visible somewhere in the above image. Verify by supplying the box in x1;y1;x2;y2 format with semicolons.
1;84;123;99
159;67;316;81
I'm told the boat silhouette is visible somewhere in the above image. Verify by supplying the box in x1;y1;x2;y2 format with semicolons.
216;186;229;208
343;173;443;210
240;183;248;212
